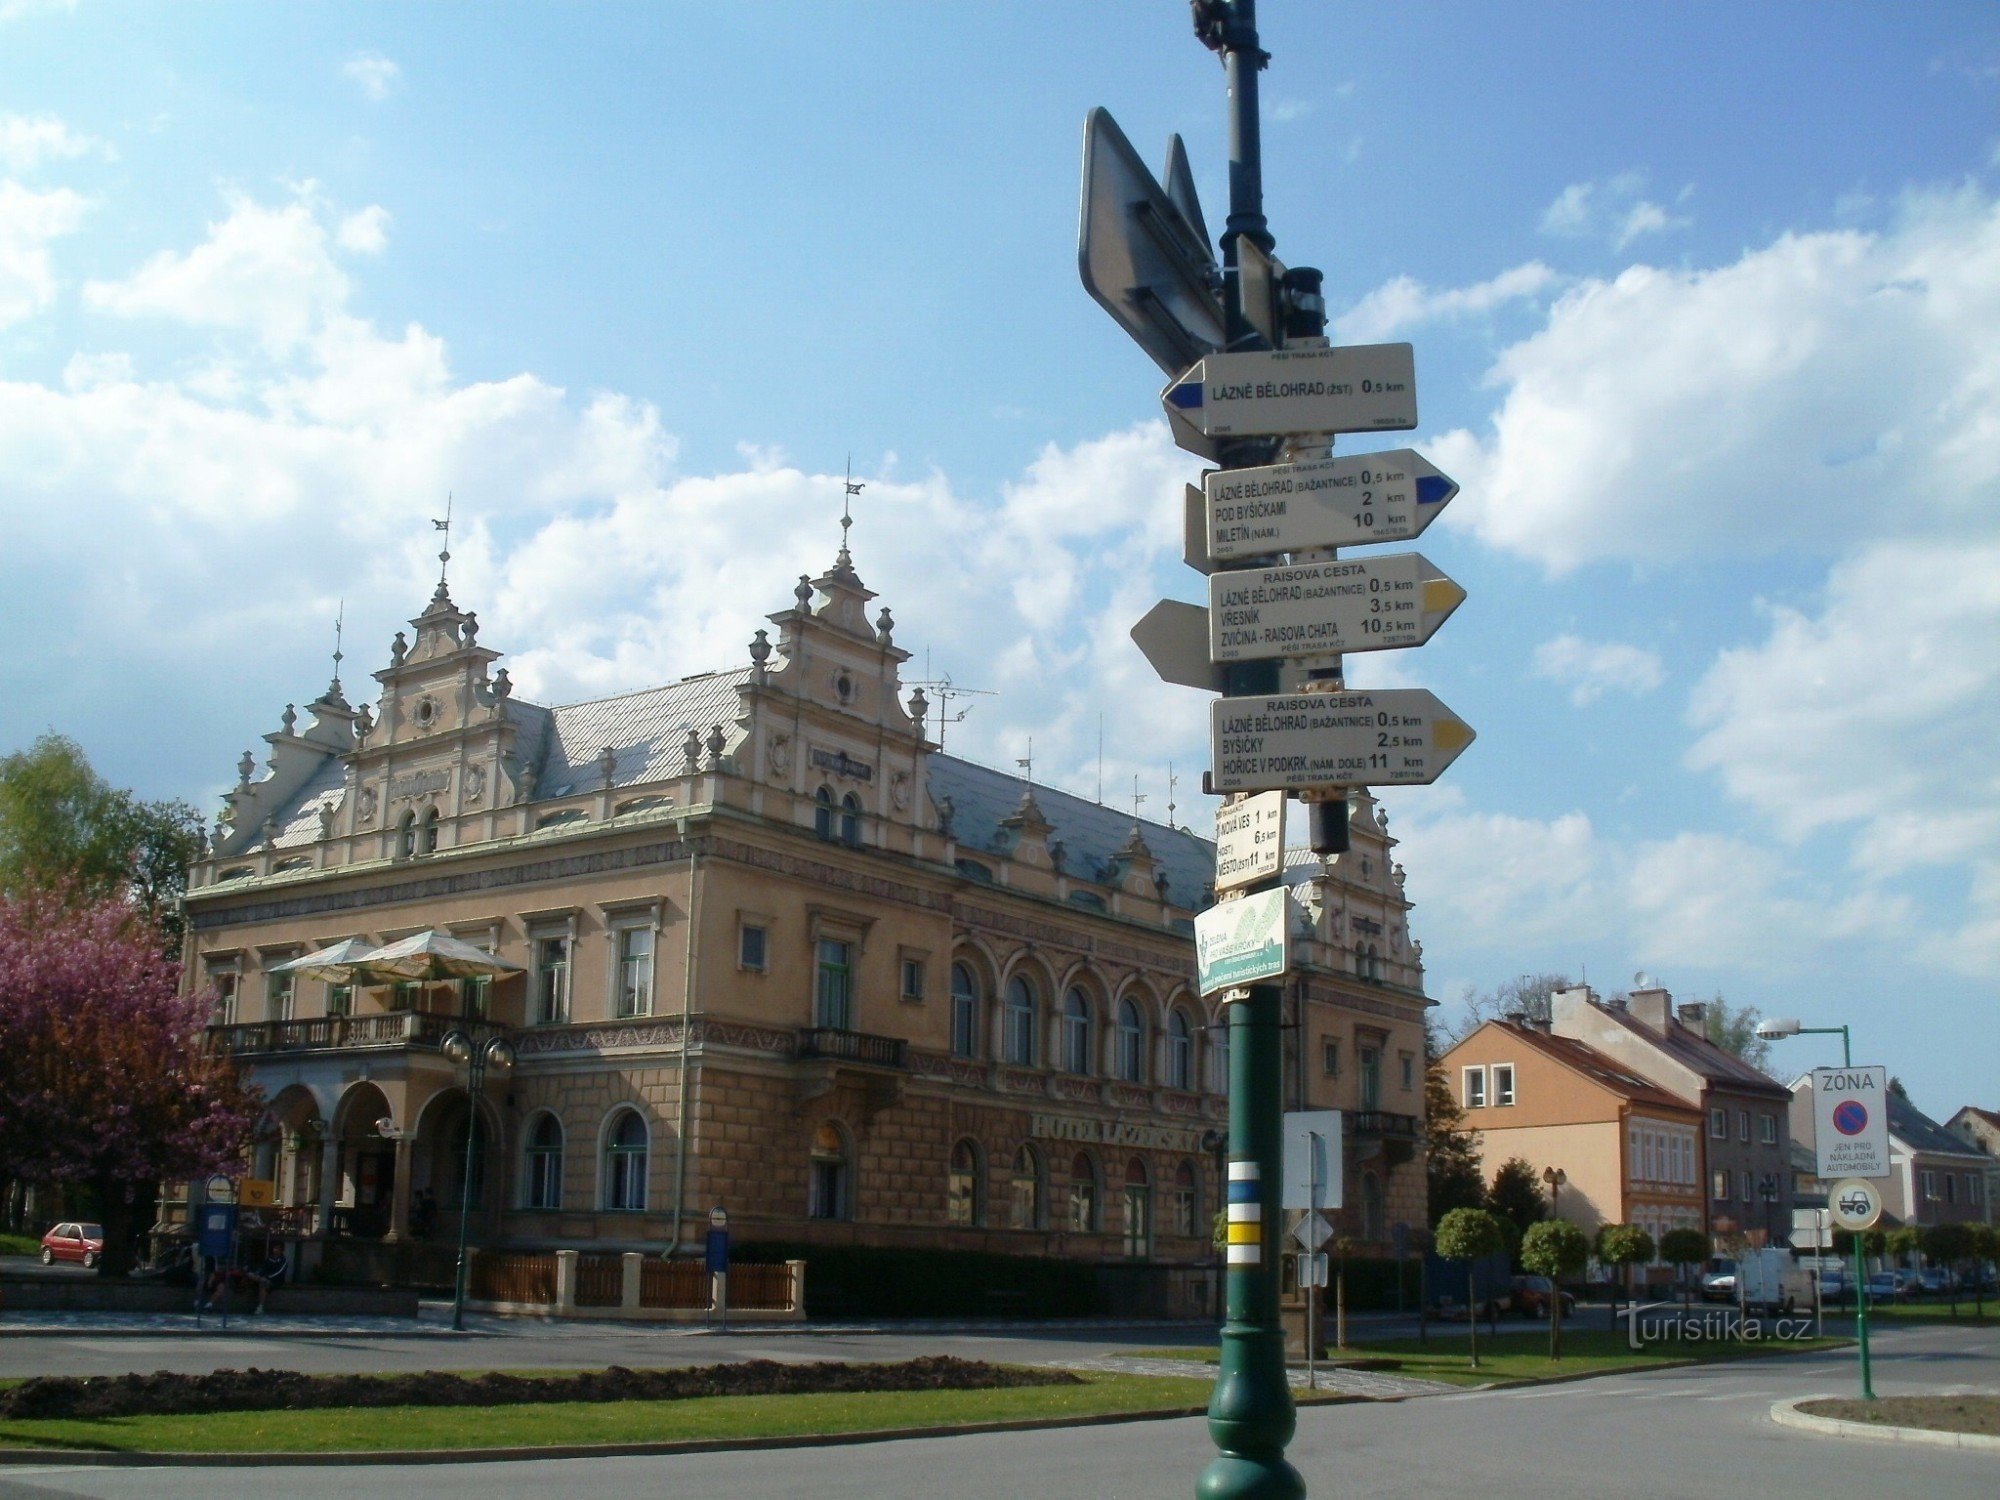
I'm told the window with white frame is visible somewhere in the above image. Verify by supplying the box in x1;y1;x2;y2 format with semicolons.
1712;1167;1731;1200
1463;1066;1487;1109
1921;1169;1938;1200
1760;1113;1778;1145
602;1109;648;1210
266;967;295;1023
814;939;853;1030
1738;1109;1750;1142
534;936;570;1024
1322;1038;1341;1077
1115;998;1146;1083
950;962;981;1058
614;925;654;1018
209;965;239;1026
1165;1009;1193;1091
1004;976;1038;1066
1491;1062;1515;1108
899;953;926;1004
524;1114;563;1210
1400;1051;1415;1090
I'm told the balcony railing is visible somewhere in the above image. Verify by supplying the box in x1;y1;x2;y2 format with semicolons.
796;1027;907;1069
1349;1110;1421;1140
209;1012;509;1058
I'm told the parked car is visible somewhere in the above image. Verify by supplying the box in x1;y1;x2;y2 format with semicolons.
1813;1267;1848;1303
39;1222;105;1268
1511;1274;1577;1319
1915;1267;1954;1297
1699;1258;1738;1303
1864;1270;1906;1303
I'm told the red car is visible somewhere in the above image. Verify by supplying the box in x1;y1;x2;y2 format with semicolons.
39;1222;105;1268
1511;1274;1576;1318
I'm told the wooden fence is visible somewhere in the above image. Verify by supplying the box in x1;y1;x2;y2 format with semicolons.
575;1253;624;1307
470;1250;557;1305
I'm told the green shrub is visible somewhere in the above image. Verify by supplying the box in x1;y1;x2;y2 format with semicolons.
0;1232;42;1258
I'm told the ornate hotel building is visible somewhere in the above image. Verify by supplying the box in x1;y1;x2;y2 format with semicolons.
183;540;1435;1294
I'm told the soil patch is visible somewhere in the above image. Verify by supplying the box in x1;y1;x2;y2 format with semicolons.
1800;1394;2000;1437
0;1357;1078;1422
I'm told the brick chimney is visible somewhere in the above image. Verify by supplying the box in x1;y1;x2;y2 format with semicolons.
1628;986;1673;1033
1675;1001;1708;1032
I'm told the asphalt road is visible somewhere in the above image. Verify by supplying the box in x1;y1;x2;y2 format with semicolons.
0;1321;1992;1498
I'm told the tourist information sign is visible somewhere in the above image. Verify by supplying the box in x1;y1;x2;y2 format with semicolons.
1195;886;1291;996
1210;689;1475;793
1163;344;1417;437
1812;1065;1891;1179
1208;553;1465;662
1215;790;1286;892
1205;449;1458;561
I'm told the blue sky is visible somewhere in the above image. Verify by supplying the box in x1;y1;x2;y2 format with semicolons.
2;2;1995;1119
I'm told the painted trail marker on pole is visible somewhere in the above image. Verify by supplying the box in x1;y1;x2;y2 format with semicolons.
1210;689;1476;792
1164;344;1417;437
1205;449;1457;561
1208;553;1465;662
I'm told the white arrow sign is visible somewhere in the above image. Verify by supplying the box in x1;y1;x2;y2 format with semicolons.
1205;449;1458;561
1164;344;1417;437
1210;688;1476;792
1209;553;1466;662
1131;600;1330;695
1215;790;1286;892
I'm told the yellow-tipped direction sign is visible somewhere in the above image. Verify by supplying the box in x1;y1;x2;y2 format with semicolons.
1208;553;1465;662
1210;689;1476;792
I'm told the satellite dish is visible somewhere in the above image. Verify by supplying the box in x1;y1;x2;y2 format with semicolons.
1633;970;1654;989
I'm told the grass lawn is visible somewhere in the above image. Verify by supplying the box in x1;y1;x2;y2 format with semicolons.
1139;1327;1851;1389
1863;1301;1999;1324
0;1371;1219;1455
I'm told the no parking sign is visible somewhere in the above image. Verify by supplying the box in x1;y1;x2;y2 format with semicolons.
1812;1065;1890;1178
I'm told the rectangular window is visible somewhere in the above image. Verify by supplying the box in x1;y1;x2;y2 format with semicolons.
738;922;768;972
615;927;653;1019
1710;1107;1727;1139
1921;1170;1937;1201
1944;1175;1955;1204
266;969;294;1023
900;956;926;1004
392;980;421;1012
210;969;239;1027
815;939;853;1030
1462;1066;1487;1109
1322;1039;1340;1077
327;983;352;1018
535;937;570;1024
1971;1175;1983;1206
1760;1114;1778;1145
1742;1172;1753;1204
1712;1168;1730;1201
458;976;488;1021
1738;1109;1750;1142
1399;1051;1415;1090
1490;1062;1514;1108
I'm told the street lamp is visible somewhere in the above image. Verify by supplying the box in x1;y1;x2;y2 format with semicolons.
1754;1017;1851;1066
441;1029;515;1332
1542;1165;1567;1219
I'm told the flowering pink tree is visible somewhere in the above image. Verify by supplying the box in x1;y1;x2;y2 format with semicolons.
0;890;262;1274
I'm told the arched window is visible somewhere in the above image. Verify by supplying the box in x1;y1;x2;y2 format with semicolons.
397;810;417;858
1172;1159;1199;1238
950;962;981;1058
839;792;862;847
1068;1152;1099;1232
1122;1158;1152;1259
1004;976;1037;1067
1010;1144;1043;1230
603;1109;648;1211
947;1138;982;1226
1165;1009;1193;1090
1211;1013;1231;1093
809;1119;851;1220
1115;998;1146;1083
1354;943;1368;978
524;1114;563;1210
421;806;440;854
814;786;835;841
1060;988;1093;1074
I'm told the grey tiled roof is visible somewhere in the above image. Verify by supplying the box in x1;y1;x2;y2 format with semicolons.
926;756;1215;910
1888;1090;1989;1160
528;669;752;798
267;757;347;850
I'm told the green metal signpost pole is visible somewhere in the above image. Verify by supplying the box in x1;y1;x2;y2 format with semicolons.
1826;1026;1875;1402
1197;4;1305;1497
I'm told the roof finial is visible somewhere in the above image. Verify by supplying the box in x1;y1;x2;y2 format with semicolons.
1131;773;1148;824
1167;762;1181;829
330;598;345;696
839;457;863;564
432;493;453;598
1015;737;1033;787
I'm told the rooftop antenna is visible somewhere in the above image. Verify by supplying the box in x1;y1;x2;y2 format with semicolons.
908;650;993;753
432;493;453;594
839;457;863;564
1131;774;1147;823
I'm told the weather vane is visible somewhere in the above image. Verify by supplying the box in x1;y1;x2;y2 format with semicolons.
1132;774;1148;822
839;458;863;562
331;598;345;694
433;493;453;590
1016;738;1033;786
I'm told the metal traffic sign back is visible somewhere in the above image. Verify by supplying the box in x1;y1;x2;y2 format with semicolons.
1079;107;1226;378
1214;790;1286;892
1164;344;1418;437
1208;553;1466;662
1210;689;1476;792
1205;449;1459;561
1292;1214;1332;1252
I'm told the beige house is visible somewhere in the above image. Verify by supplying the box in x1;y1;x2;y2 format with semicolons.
1441;1020;1704;1273
1944;1108;2000;1226
182;541;1434;1304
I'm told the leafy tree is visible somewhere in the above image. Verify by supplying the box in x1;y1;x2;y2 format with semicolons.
1595;1223;1655;1329
1834;1227;1886;1262
1885;1224;1921;1269
0;735;203;951
0;890;262;1275
1698;995;1773;1074
1888;1076;1910;1100
1659;1227;1711;1309
1488;1157;1547;1251
1520;1219;1589;1359
1450;972;1574;1040
1424;1022;1485;1225
1919;1222;1975;1315
1434;1207;1506;1369
1968;1223;1996;1317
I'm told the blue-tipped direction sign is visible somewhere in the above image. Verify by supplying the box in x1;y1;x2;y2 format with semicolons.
1164;344;1417;437
1205;448;1457;561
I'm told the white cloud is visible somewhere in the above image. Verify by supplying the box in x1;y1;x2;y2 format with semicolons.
342;53;401;102
1270;99;1314;124
1440;187;2000;573
0;179;87;326
336;205;390;255
1539;174;1690;247
1531;633;1665;705
0;0;78;22
1335;262;1557;343
0;112;102;171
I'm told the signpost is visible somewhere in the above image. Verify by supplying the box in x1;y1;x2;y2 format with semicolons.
1827;1178;1883;1232
1210;689;1476;792
1205;448;1458;561
1194;887;1291;995
1163;344;1418;437
1812;1066;1891;1180
1214;791;1286;891
1208;553;1465;662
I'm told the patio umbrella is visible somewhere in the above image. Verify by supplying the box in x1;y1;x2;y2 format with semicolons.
363;929;524;982
267;938;397;984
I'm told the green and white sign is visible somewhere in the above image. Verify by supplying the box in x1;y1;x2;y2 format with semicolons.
1195;886;1291;996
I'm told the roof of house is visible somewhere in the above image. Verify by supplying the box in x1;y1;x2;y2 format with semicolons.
1949;1105;2000;1136
1888;1089;1990;1160
519;669;754;799
1595;1004;1793;1099
1460;1021;1702;1117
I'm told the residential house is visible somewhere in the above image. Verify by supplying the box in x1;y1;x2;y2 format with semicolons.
1944;1108;2000;1226
1787;1079;1989;1230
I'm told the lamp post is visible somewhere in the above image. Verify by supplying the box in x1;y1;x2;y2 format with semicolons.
1202;1128;1227;1321
441;1029;515;1332
1542;1165;1567;1219
1754;1016;1870;1399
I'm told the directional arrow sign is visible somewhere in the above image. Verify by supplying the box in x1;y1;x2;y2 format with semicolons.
1133;601;1336;695
1163;344;1417;437
1209;553;1465;662
1209;689;1475;792
1205;449;1457;561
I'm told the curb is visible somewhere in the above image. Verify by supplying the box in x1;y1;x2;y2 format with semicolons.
1770;1395;2000;1452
